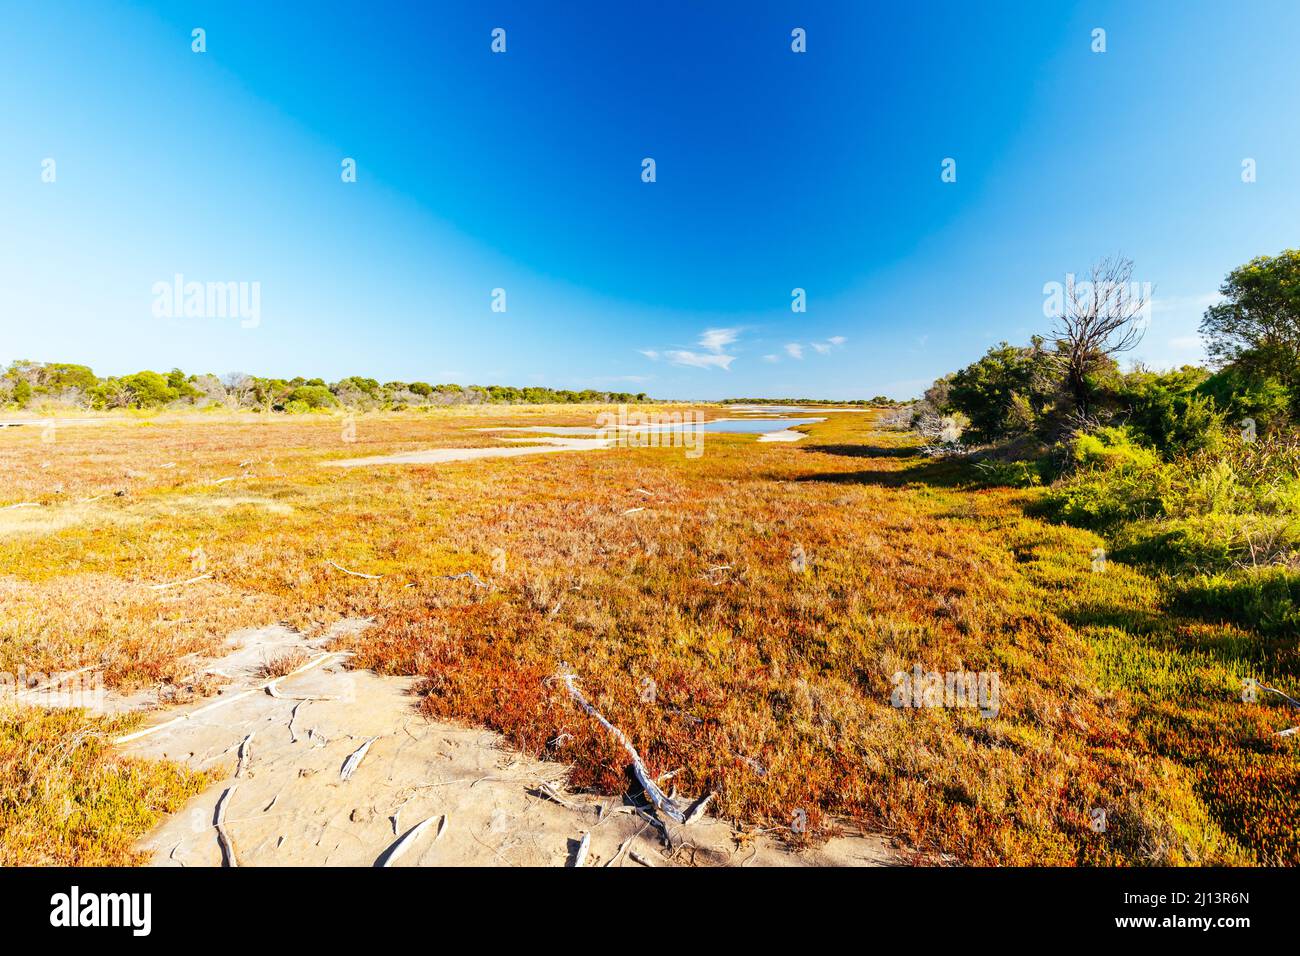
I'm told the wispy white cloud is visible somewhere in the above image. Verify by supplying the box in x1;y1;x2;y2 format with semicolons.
640;327;740;371
787;336;846;358
762;353;780;363
664;350;735;370
698;327;739;353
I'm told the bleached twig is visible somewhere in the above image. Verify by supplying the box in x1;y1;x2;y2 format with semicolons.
327;560;382;579
288;700;306;743
1;502;40;510
439;571;490;589
572;832;591;868
375;814;446;867
555;670;697;825
112;651;348;745
341;736;379;780
215;785;238;867
235;733;254;778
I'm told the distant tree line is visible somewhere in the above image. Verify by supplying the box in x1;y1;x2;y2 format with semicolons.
720;396;904;406
0;364;653;412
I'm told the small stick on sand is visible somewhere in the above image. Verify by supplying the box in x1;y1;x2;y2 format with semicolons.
341;736;379;780
535;781;579;811
288;700;307;743
235;733;254;778
215;785;239;867
628;849;655;867
113;651;347;745
375;814;446;867
572;831;591;868
621;507;645;515
326;559;382;579
1;502;40;510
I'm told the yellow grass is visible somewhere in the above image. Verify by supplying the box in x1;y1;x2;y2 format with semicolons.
0;406;1293;864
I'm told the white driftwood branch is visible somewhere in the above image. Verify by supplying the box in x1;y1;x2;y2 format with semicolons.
376;814;446;867
341;736;379;780
327;559;382;579
572;831;591;868
235;733;254;778
112;651;348;745
556;670;690;824
215;785;239;867
439;571;490;588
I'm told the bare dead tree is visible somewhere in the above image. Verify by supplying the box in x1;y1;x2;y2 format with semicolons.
221;372;253;409
1050;256;1150;415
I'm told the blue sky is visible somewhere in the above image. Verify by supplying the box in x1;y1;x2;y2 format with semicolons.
2;1;1298;399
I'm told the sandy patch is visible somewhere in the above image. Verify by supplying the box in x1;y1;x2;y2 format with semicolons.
122;620;901;867
321;437;611;468
757;430;809;443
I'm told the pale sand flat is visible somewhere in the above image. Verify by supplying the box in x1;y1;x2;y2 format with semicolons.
757;430;809;443
320;437;611;468
123;620;902;868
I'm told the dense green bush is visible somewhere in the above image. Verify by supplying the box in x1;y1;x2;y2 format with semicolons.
285;384;337;408
1198;367;1291;438
946;341;1054;442
1118;367;1225;454
1175;567;1300;635
1047;436;1300;570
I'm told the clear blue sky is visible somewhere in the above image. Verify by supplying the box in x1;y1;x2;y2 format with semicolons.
2;0;1298;399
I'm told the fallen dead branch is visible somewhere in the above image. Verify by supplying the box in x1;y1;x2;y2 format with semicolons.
112;651;349;745
215;785;238;867
341;736;379;780
235;733;254;778
376;814;446;867
572;831;591;868
554;670;712;826
326;559;382;579
288;701;306;743
1258;683;1300;736
439;571;490;589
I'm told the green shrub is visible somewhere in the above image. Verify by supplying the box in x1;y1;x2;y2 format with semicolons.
285;384;337;409
1198;367;1292;439
1175;567;1300;635
1069;426;1162;471
974;458;1045;488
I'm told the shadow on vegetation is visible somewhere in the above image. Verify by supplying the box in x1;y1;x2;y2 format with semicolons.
802;443;922;460
795;446;975;489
